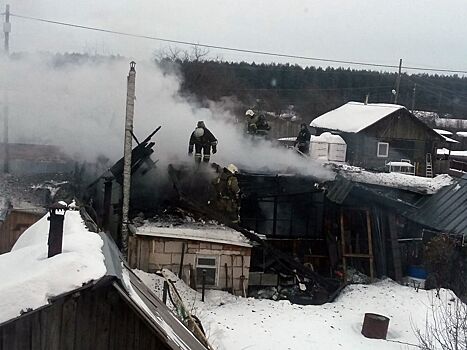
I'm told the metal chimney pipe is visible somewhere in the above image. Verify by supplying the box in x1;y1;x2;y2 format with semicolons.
47;202;68;258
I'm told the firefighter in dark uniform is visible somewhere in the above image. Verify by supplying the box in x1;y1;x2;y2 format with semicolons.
188;121;218;163
211;164;241;223
294;123;311;155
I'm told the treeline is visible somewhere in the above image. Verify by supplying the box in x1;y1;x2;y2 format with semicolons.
163;58;467;123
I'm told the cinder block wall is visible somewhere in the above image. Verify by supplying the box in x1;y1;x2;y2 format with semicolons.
133;236;251;296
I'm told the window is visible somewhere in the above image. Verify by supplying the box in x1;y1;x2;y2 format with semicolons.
377;142;389;157
196;256;217;287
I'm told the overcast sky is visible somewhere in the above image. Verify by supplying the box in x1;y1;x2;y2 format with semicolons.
3;0;467;73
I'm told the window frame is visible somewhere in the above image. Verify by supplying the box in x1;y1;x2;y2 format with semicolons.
195;255;218;287
377;142;389;158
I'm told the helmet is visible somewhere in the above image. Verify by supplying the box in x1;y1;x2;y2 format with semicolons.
245;109;255;117
197;120;206;128
226;164;239;174
194;127;205;138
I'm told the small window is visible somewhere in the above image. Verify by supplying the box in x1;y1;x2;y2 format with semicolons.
377;142;389;158
196;256;217;287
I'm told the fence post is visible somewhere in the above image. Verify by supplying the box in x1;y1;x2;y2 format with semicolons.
201;269;206;302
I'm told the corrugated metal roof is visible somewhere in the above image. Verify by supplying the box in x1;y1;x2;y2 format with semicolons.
407;175;467;236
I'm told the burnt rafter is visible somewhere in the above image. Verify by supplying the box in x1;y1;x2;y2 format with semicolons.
88;126;161;188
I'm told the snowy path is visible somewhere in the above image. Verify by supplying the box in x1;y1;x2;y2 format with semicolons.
136;270;452;350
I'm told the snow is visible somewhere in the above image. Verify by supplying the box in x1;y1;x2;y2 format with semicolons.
386;161;414;167
313;132;346;144
342;170;453;194
440;134;459;143
433;128;453;136
310;102;405;133
137;224;253;247
121;268;192;350
437;148;467;157
457;131;467;137
136;270;458;350
0;211;106;324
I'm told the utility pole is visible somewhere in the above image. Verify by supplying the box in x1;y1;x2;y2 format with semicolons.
3;4;10;173
394;58;402;104
411;83;417;113
3;4;10;55
121;61;136;259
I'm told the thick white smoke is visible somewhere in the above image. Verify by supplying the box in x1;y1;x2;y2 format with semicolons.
0;54;333;181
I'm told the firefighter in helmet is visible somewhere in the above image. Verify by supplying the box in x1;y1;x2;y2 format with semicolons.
294;123;311;155
211;163;241;223
189;121;218;163
245;109;258;134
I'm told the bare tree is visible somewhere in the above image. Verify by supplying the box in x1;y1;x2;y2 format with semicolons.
154;45;210;63
415;296;467;350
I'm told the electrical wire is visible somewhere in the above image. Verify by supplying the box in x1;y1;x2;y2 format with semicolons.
10;13;467;75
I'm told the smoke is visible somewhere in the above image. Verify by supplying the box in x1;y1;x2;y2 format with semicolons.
0;54;334;181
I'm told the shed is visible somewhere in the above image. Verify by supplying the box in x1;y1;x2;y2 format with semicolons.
0;211;207;350
131;221;252;296
311;102;444;176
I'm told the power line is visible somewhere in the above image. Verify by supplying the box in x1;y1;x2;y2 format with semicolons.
10;12;467;75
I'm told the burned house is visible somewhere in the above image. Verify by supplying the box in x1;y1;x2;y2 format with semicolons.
0;208;207;350
311;102;444;176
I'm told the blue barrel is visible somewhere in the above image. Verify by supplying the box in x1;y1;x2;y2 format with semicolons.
407;265;428;279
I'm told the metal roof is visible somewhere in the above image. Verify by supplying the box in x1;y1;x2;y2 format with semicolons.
406;174;467;236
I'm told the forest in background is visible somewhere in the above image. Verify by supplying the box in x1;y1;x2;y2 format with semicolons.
157;51;467;123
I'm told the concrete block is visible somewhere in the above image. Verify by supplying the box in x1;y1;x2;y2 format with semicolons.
154;253;172;265
164;241;184;253
183;253;196;266
199;242;211;249
154;241;164;253
171;253;182;265
211;243;223;250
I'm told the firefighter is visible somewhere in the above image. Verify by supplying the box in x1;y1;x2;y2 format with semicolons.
294;123;311;155
255;114;271;137
188;121;218;163
211;163;241;223
245;109;259;135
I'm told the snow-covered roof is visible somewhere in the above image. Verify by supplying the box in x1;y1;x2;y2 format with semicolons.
310;101;405;133
457;131;467;137
313;132;346;144
0;210;206;350
386;161;414;167
0;211;106;324
441;134;459;143
433;128;453;136
137;224;253;247
343;171;453;194
437;148;467;157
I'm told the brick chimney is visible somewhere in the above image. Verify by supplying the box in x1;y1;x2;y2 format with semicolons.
47;202;68;258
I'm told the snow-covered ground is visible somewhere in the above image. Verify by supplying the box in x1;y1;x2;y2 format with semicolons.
136;269;456;350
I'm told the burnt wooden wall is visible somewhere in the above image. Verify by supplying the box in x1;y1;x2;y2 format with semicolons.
0;210;44;254
0;282;170;350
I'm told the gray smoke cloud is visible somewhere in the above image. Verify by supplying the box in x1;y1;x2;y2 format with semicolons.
0;54;334;181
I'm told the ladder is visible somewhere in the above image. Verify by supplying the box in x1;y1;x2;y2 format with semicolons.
340;208;374;281
426;153;433;178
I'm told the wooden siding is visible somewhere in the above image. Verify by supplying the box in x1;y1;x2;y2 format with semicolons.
0;210;44;254
335;110;441;176
0;282;170;350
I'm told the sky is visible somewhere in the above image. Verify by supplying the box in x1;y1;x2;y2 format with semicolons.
3;0;467;73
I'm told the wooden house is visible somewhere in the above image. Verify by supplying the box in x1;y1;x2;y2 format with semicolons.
311;102;444;176
0;210;207;350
